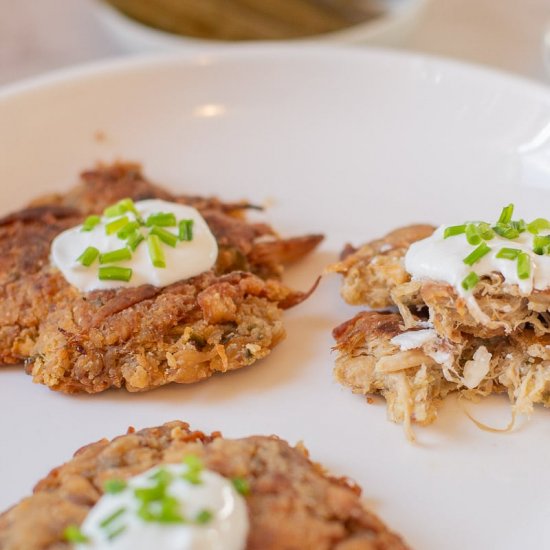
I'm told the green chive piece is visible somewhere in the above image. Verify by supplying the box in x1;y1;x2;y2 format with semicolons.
527;218;550;234
104;479;127;494
117;198;138;215
182;454;203;485
82;215;101;232
104;203;124;218
533;235;550;255
179;219;194;241
63;525;89;543
231;477;250;496
517;252;531;280
477;222;495;240
511;219;526;233
76;246;99;267
138;497;184;524
496;247;521;260
117;221;140;240
107;525;127;541
195;509;214;524
148;234;166;268
465;223;481;245
100;507;126;529
149;468;174;486
99;247;132;264
498;204;514;224
135;484;166;504
183;455;203;471
493;224;519;240
150;226;178;248
461;272;479;291
463;243;491;266
105;215;129;235
98;266;132;282
146;212;177;227
127;232;144;252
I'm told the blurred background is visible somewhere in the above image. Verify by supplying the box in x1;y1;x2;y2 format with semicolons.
1;0;549;86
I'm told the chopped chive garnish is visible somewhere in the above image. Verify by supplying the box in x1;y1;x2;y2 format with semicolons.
104;203;125;218
195;509;214;524
496;247;521;260
149;468;173;486
76;246;99;267
100;507;126;528
493;224;519;240
117;198;138;215
146;212;177;227
107;525;127;541
104;479;127;494
182;454;203;485
477;222;495;240
183;455;203;470
497;204;514;224
99;247;132;264
82;215;101;231
463;242;491;266
117;221;140;240
135;484;166;503
461;272;479;291
98;266;132;282
148;234;166;268
231;477;250;496
511;219;526;233
527;218;550;234
138;496;184;524
106;215;129;235
533;235;550;255
127;232;144;252
63;525;89;543
465;223;481;245
179;219;194;241
150;226;178;248
517;252;531;280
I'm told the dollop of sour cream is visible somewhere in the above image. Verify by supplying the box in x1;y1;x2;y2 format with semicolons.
405;225;550;295
77;463;249;550
51;199;218;292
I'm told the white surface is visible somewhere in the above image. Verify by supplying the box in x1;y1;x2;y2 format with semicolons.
2;47;550;549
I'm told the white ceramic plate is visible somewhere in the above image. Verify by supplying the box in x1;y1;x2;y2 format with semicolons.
1;46;550;550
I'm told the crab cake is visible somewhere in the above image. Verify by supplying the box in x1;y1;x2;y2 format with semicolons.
0;163;322;392
0;421;408;550
333;311;550;436
331;206;550;434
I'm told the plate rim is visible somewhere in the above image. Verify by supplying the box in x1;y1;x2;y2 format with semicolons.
1;44;549;106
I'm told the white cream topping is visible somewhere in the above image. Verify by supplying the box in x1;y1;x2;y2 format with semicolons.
77;464;249;550
51;199;218;292
390;329;437;350
405;225;550;295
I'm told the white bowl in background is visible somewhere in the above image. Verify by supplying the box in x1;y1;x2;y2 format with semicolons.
94;0;430;52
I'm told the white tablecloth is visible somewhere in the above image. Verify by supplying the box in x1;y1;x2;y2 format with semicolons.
1;0;549;85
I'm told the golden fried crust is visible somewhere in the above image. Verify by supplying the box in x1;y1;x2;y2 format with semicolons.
0;422;409;550
0;163;322;370
0;208;82;363
29;271;306;393
333;225;550;343
328;225;435;308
